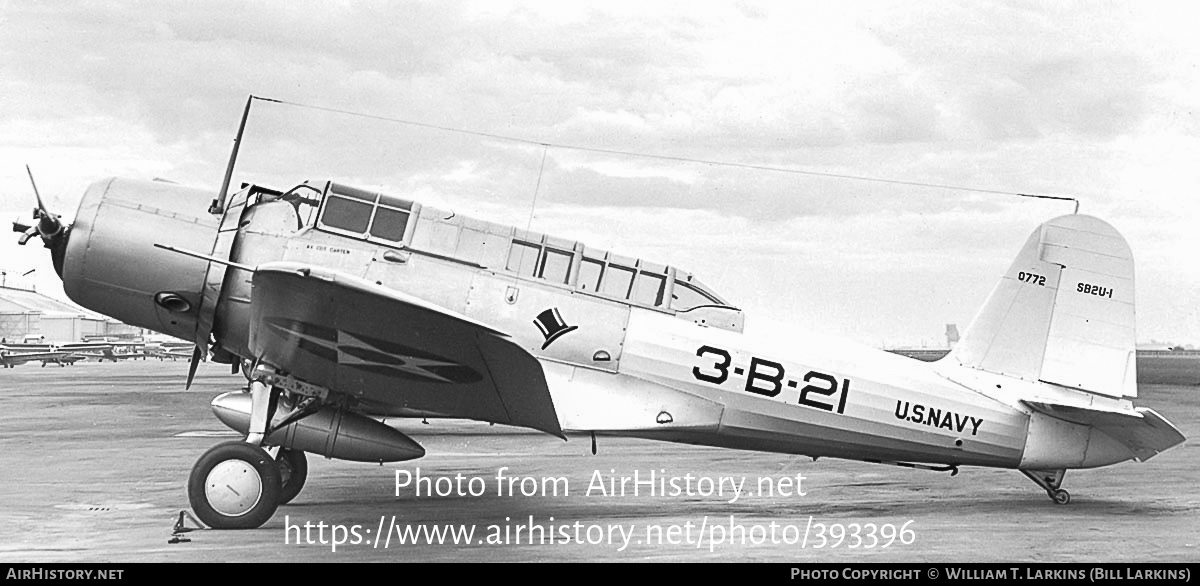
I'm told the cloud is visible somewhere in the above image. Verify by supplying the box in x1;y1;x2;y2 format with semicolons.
1;1;1197;344
861;1;1181;142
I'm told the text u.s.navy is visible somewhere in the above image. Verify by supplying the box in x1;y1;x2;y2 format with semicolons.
11;100;1185;529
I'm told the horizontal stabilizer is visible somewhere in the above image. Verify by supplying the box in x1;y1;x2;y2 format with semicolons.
1023;401;1185;461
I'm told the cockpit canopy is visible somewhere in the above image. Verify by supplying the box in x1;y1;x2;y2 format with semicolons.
256;180;736;317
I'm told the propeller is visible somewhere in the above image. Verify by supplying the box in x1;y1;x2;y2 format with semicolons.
14;165;64;244
185;344;204;390
13;165;70;276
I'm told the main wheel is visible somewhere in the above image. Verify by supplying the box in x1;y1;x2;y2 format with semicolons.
276;448;308;505
188;441;281;529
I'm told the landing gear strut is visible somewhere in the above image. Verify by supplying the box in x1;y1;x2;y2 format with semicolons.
1021;469;1070;505
188;379;285;529
188;367;332;528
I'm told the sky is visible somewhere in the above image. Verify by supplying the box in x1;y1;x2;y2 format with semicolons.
1;1;1197;347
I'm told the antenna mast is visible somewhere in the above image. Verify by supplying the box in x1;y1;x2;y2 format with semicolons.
209;95;261;215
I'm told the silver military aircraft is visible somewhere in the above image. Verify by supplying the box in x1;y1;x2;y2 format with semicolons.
0;344;86;368
14;135;1185;530
150;341;199;361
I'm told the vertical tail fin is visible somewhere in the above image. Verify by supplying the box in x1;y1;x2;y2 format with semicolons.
946;214;1137;399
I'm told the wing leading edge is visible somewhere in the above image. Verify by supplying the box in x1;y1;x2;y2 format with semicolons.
247;262;563;438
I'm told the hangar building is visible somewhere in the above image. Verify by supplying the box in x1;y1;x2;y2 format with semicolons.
0;283;144;344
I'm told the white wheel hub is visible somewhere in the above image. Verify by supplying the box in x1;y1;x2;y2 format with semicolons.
204;459;263;517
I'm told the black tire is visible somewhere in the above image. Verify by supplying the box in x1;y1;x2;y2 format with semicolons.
276;448;308;505
187;441;281;529
1052;489;1071;505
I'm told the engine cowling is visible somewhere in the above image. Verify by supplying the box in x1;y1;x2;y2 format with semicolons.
61;178;220;342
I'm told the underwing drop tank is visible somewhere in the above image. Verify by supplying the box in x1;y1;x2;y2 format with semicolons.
210;392;425;463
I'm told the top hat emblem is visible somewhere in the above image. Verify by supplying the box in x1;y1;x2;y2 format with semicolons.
533;308;578;350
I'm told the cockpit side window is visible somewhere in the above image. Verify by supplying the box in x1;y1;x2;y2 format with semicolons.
539;248;573;285
369;206;410;242
601;265;636;298
578;257;604;292
331;184;377;202
506;241;540;276
672;281;721;311
322;195;373;234
633;270;667;307
316;183;418;246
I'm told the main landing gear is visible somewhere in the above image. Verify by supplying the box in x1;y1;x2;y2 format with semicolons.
187;378;310;529
276;447;308;505
1021;469;1071;505
187;441;281;529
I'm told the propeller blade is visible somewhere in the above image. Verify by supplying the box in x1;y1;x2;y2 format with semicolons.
185;345;204;390
17;226;37;245
25;164;50;217
22;164;63;242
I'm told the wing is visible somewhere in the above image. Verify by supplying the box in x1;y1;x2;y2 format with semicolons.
247;262;563;437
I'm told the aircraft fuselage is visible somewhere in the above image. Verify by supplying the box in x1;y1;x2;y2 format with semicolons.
50;178;1167;478
205;186;1033;470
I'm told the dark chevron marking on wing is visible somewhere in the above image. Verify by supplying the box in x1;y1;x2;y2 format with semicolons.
263;317;483;384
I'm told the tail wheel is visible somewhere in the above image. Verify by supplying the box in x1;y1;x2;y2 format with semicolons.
188;441;281;529
1051;489;1071;505
276;448;308;505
